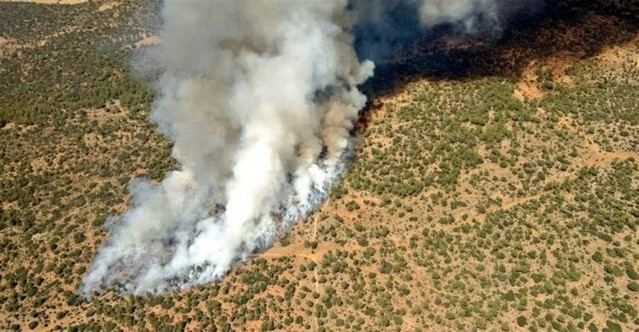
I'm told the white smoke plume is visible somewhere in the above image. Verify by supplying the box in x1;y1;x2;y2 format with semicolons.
358;0;498;28
83;0;525;295
418;0;497;29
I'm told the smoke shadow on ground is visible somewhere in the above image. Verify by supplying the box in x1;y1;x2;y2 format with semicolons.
356;1;639;130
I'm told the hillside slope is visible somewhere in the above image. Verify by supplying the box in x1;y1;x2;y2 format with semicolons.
0;1;638;331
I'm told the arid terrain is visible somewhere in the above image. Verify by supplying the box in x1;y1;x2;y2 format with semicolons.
0;0;638;331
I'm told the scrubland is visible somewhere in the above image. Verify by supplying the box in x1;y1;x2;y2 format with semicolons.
0;0;637;331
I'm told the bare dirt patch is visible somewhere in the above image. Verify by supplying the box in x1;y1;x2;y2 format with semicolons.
135;34;160;48
0;36;17;57
514;61;545;101
98;0;119;12
597;32;639;63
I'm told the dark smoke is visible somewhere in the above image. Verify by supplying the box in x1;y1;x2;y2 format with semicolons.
351;0;545;63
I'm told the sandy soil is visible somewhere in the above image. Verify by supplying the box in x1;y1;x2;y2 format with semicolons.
135;34;160;48
514;61;545;101
0;36;16;57
97;1;118;11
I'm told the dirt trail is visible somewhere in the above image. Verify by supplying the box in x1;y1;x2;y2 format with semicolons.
470;143;638;223
261;239;359;262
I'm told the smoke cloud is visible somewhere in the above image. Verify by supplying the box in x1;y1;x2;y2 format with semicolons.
84;0;539;294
